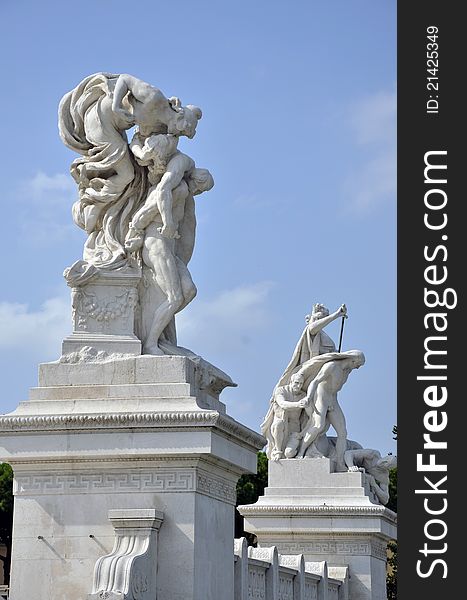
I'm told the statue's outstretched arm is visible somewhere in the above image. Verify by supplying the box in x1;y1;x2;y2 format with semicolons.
176;193;196;265
344;449;357;470
110;74;140;125
307;305;346;335
112;74;132;109
274;392;300;410
129;136;152;165
158;154;194;194
305;372;322;403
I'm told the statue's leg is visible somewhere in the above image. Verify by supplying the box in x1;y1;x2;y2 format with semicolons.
296;391;328;458
158;260;196;352
176;257;197;311
284;432;301;458
270;417;286;460
131;185;160;230
142;232;184;353
327;402;348;472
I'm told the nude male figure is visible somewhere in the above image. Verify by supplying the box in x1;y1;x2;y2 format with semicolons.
124;132;213;354
296;351;365;470
344;448;397;505
268;373;307;461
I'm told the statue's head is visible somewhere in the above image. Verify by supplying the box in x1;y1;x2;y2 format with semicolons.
167;101;202;139
187;168;214;195
290;372;305;394
140;133;178;173
309;303;329;321
345;350;365;369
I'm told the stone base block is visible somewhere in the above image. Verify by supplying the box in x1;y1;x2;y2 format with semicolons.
238;458;396;600
62;332;142;356
264;458;376;506
64;266;142;356
0;353;266;600
7;460;240;600
29;354;233;414
69;266;140;334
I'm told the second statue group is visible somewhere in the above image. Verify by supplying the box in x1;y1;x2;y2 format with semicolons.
262;302;395;505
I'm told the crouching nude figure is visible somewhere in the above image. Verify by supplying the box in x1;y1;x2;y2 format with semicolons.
262;373;308;461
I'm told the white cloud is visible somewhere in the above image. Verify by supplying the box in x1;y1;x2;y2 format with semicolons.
17;171;79;245
0;281;274;362
347;150;396;214
0;295;70;358
177;281;275;354
233;193;263;208
349;89;396;146
344;88;396;214
24;172;75;204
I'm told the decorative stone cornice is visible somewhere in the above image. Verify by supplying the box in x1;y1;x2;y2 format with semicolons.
263;537;389;560
0;410;265;450
238;503;397;522
261;531;392;539
0;410;218;430
216;414;266;449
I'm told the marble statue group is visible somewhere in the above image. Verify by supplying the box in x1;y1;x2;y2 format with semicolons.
59;73;213;355
58;72;395;509
261;303;396;505
0;71;396;600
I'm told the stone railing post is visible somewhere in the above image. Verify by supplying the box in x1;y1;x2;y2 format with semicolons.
249;546;279;600
306;561;328;600
279;554;305;600
234;537;248;600
327;566;349;600
234;543;333;600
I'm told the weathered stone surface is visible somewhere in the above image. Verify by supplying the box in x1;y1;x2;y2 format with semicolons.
238;459;396;600
0;354;265;600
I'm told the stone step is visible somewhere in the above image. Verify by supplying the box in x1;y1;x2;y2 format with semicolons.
13;394;221;416
29;382;192;401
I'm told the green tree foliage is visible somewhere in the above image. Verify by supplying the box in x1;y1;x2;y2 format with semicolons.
387;467;397;513
386;541;397;600
386;425;397;599
235;451;268;543
0;463;13;585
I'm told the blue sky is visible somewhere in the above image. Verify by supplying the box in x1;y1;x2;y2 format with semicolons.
0;1;396;453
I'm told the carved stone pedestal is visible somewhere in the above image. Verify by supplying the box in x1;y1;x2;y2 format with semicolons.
62;267;142;356
238;459;397;600
0;355;265;600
